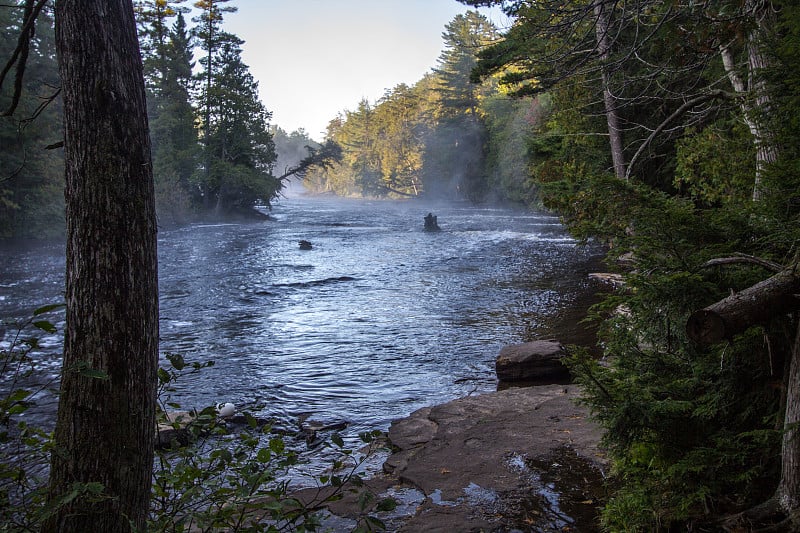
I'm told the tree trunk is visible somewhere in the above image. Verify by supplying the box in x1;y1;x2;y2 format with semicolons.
593;0;626;180
686;268;800;345
719;0;778;202
45;1;158;531
689;267;800;521
776;320;800;513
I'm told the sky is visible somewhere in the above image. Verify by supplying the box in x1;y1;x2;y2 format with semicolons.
217;0;510;141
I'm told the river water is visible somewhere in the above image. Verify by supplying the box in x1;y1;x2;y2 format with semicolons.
0;197;602;439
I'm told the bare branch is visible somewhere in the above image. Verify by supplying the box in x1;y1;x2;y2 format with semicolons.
701;253;785;273
625;89;734;180
0;0;50;117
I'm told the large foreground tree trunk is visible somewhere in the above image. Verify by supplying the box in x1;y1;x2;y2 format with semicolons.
45;1;159;531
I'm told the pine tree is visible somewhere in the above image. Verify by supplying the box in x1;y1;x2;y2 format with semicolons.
192;0;236;208
134;0;189;92
423;11;497;200
149;12;198;224
202;37;278;215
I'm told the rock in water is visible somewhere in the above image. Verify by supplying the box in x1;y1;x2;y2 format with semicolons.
495;340;570;382
423;213;440;231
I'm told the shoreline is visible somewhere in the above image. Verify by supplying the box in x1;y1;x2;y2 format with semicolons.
307;384;607;532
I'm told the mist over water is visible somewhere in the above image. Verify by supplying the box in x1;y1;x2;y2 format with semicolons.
0;197;602;437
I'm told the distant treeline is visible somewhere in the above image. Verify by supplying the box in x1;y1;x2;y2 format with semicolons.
0;5;538;238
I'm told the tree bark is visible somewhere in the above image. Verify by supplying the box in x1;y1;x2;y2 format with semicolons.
45;1;158;531
686;268;800;345
776;320;800;513
689;267;800;520
593;0;626;180
719;0;778;202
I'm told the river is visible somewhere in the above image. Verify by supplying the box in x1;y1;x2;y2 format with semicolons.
0;197;602;440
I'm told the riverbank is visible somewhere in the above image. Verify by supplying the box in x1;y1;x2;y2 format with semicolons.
304;383;607;532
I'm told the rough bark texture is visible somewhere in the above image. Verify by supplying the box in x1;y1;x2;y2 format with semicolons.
719;0;778;202
686;268;800;345
776;321;800;513
594;0;626;180
46;1;158;531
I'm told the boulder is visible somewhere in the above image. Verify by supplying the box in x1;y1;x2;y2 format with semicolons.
495;340;569;382
156;410;196;449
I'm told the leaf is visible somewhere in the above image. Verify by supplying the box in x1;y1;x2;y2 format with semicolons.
8;389;32;403
364;515;387;530
33;320;57;333
33;303;65;316
376;497;398;512
269;437;285;454
167;353;185;371
256;448;272;463
357;489;374;510
75;362;109;380
331;433;344;448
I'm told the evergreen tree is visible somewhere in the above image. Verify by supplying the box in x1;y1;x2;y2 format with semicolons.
201;37;278;215
134;0;189;91
192;0;236;206
423;11;497;200
148;12;198;224
373;84;425;196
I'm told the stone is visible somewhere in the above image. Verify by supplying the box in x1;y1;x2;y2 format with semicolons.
495;340;569;382
292;385;608;532
156;410;196;449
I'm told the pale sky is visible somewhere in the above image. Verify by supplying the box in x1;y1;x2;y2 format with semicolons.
218;0;510;141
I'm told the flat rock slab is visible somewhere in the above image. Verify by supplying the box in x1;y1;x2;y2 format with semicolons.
310;385;607;531
495;340;570;382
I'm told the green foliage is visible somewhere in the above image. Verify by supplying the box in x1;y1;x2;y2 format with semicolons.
308;13;499;201
559;187;792;528
674;119;755;206
0;5;64;239
481;94;538;204
0;304;63;531
1;307;392;532
150;356;392;532
194;36;279;214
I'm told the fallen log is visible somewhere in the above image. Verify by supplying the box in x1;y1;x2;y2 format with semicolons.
686;267;800;345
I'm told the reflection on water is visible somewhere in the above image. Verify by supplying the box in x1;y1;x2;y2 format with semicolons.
0;197;602;437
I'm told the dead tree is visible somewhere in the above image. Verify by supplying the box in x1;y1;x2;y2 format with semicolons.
686;267;800;345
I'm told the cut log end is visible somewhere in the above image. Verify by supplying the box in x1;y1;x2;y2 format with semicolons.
686;309;727;345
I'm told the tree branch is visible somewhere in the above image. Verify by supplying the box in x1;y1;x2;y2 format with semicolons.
0;0;50;117
625;89;734;181
687;267;800;345
701;253;785;273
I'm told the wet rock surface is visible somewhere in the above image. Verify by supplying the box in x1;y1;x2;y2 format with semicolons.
495;340;570;382
312;384;608;532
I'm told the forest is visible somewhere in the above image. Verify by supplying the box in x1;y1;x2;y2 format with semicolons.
2;0;800;530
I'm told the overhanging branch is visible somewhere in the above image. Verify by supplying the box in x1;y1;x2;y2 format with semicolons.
625;89;734;181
